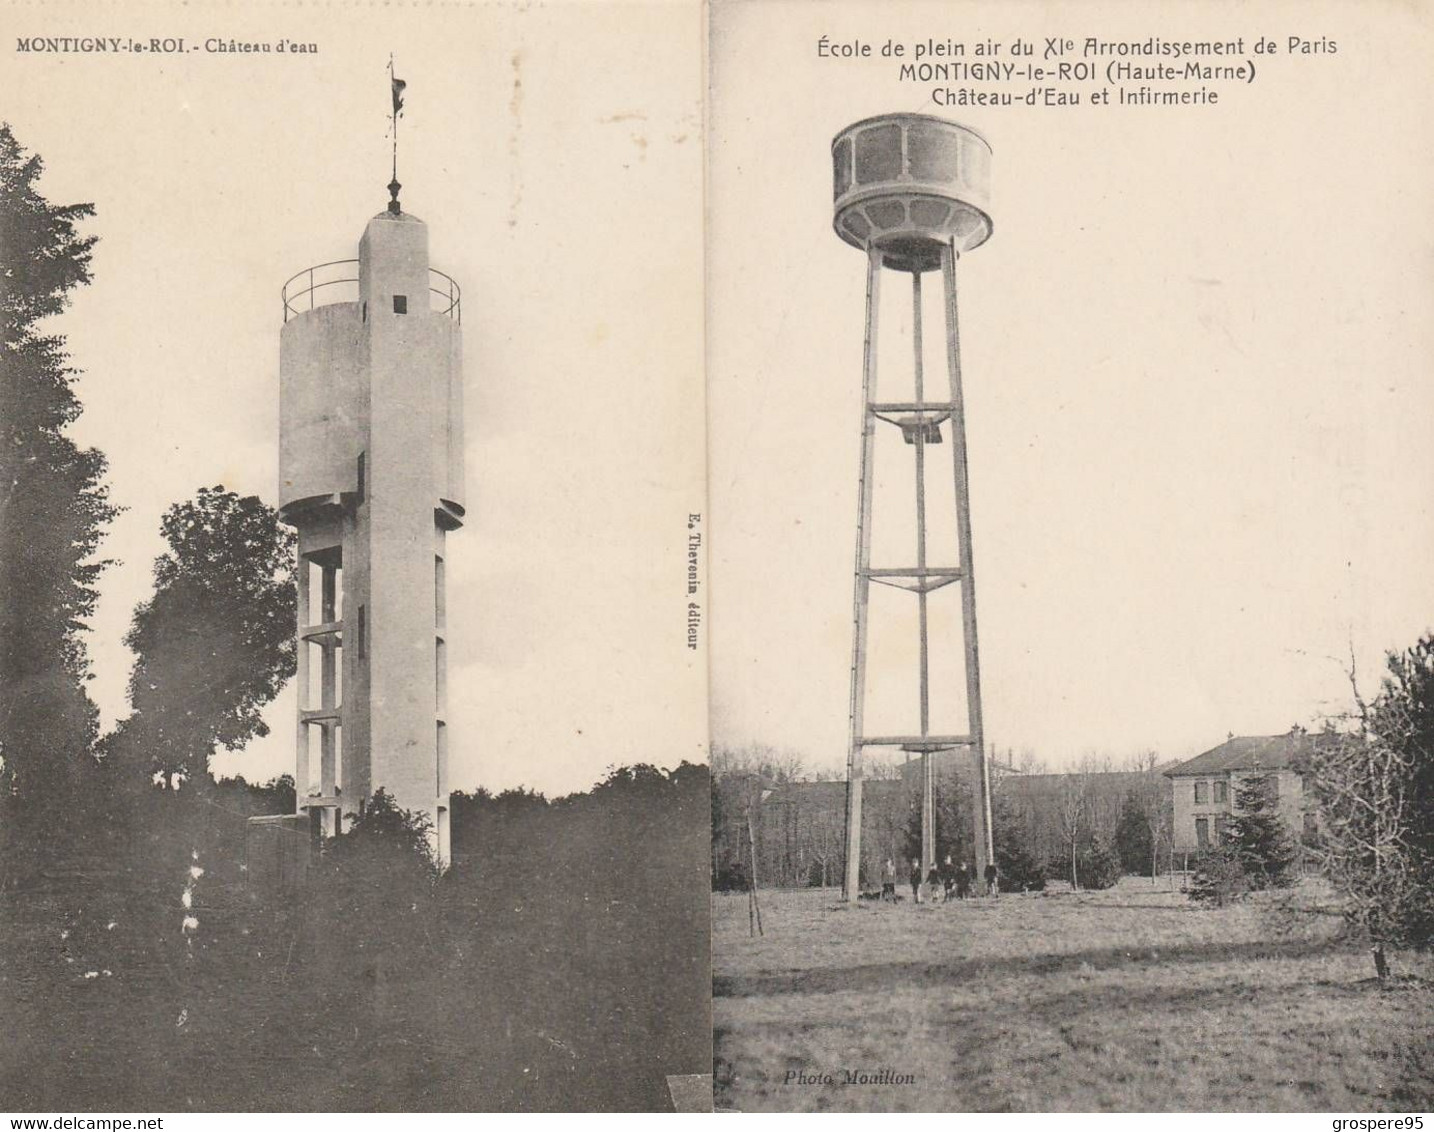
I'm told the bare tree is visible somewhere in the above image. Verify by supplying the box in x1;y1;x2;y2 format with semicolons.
1057;770;1087;889
1307;642;1434;981
1013;747;1046;776
806;805;842;888
1081;752;1121;845
1130;750;1173;885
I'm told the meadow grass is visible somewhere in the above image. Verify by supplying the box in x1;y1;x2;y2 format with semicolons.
713;877;1433;1112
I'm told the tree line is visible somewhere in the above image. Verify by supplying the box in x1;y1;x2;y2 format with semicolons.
711;744;1174;894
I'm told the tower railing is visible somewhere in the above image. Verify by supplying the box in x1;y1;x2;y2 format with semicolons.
281;259;462;324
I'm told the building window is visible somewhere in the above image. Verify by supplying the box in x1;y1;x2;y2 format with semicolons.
1194;781;1209;804
393;295;408;314
1214;814;1229;842
356;451;366;503
357;605;366;659
1214;780;1228;804
1195;817;1209;849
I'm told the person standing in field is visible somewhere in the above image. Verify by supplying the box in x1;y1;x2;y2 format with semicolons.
956;860;971;899
925;860;942;903
909;858;922;904
985;861;1000;898
881;858;897;903
940;854;956;900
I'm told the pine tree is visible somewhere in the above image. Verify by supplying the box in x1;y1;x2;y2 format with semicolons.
1076;835;1123;890
1187;840;1250;907
1229;771;1297;890
991;793;1044;891
901;763;972;869
1113;788;1153;875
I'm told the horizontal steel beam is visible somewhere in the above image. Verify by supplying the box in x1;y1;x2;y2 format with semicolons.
860;734;972;748
866;567;962;578
868;402;960;412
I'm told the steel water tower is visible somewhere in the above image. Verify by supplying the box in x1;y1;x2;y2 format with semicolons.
277;185;465;864
831;114;995;900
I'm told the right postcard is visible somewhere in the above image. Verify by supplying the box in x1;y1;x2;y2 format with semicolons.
707;0;1434;1113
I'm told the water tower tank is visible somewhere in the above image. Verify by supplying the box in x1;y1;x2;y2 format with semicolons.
832;114;992;272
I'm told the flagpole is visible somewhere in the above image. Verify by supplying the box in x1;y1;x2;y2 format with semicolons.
387;54;402;215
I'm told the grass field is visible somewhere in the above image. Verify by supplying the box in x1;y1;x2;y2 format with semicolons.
713;878;1434;1112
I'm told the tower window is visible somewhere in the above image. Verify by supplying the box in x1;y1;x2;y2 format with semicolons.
392;295;408;314
357;605;366;659
356;452;366;503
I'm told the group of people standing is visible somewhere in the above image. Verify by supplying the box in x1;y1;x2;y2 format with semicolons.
879;855;998;903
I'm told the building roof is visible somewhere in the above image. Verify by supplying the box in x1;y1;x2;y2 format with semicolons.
1163;732;1318;777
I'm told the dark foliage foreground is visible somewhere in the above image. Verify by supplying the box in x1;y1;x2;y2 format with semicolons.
0;763;710;1112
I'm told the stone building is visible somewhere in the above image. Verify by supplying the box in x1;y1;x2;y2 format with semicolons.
1164;731;1317;854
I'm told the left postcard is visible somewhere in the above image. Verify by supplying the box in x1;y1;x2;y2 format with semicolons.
0;0;709;1114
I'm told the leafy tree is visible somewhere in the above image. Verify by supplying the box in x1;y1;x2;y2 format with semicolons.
104;487;295;787
0;124;115;880
1228;771;1296;890
1308;638;1434;979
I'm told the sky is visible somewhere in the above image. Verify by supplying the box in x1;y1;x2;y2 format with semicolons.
5;1;707;797
707;0;1434;778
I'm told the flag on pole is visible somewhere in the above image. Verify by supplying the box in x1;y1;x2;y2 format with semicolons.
391;75;407;117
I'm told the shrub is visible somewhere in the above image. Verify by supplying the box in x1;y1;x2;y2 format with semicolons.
994;831;1045;892
1188;841;1252;907
1075;838;1122;890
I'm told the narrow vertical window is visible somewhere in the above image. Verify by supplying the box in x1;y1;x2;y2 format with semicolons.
435;555;446;630
357;605;366;659
436;721;448;796
392;295;408;314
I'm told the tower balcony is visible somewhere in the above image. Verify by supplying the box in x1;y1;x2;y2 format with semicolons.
281;259;462;323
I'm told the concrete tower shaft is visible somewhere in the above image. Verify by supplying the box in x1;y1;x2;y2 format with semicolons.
278;209;465;863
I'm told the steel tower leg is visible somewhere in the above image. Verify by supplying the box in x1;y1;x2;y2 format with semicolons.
941;242;994;883
913;270;935;878
842;247;882;902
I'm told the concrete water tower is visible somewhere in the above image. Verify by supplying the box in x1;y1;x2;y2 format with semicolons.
831;114;995;900
278;185;465;864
